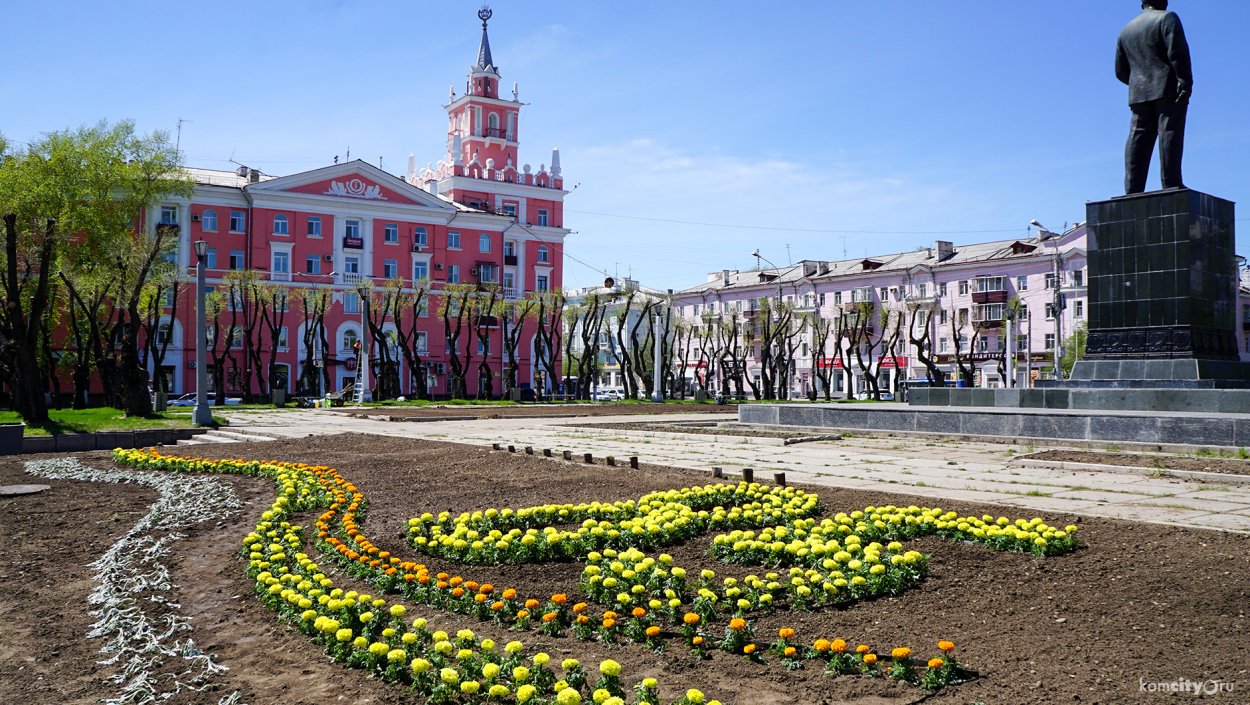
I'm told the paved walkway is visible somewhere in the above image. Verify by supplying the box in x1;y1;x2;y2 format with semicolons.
210;407;1250;534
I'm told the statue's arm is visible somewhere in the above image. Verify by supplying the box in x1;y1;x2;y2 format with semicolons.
1114;39;1130;86
1163;12;1193;97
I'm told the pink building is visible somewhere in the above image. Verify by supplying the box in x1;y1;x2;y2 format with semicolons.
675;226;1250;399
146;8;568;400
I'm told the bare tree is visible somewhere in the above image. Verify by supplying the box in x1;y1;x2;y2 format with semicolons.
501;296;537;398
390;278;431;400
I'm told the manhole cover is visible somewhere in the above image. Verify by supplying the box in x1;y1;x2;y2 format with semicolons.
0;484;51;496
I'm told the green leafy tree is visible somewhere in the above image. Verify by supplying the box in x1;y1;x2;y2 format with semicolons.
1060;322;1088;379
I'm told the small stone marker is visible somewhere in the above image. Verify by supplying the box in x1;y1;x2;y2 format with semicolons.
0;484;50;496
525;446;534;455
774;472;786;487
629;456;639;469
562;450;573;460
606;456;616;466
492;442;502;450
543;448;553;457
508;445;516;453
742;468;754;483
712;467;723;479
583;452;594;464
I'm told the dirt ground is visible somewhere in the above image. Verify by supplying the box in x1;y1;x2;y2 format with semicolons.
1025;448;1250;477
336;403;736;421
2;434;1248;705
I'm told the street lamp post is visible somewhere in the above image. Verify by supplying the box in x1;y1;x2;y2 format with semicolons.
1031;220;1065;381
192;240;213;426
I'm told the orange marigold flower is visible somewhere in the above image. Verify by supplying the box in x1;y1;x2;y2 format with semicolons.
683;613;701;626
646;626;661;637
502;588;517;600
572;602;587;614
812;639;831;653
863;653;878;665
474;593;488;603
464;581;479;591
451;587;466;598
743;643;757;655
449;576;463;587
516;609;530;619
542;612;558;623
603;611;618;620
491;601;505;612
692;636;704;646
928;658;945;670
831;638;847;653
778;627;795;639
631;607;647;619
891;647;911;660
937;640;956;653
437;572;449;580
855;644;870;654
551;593;568;605
576;615;590;625
729;618;746;631
783;646;796;657
435;581;448;590
602;618;616;629
478;584;494;594
525;599;540;609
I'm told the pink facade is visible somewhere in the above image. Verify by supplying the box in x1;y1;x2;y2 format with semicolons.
145;10;569;400
674;226;1250;397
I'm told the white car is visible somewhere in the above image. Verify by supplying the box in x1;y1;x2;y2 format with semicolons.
853;391;894;401
168;392;242;406
593;388;624;401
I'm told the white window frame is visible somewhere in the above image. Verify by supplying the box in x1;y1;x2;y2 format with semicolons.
345;219;361;239
384;223;399;244
201;209;218;232
228;250;245;270
413;226;428;247
383;259;398;279
305;255;320;275
448;265;461;284
537;209;549;227
479;233;491;253
448;231;462;250
271;248;292;281
273;214;289;236
413;259;429;281
536;245;549;263
307;216;322;238
229;210;246;233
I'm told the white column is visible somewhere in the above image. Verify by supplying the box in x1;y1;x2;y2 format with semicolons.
362;216;374;277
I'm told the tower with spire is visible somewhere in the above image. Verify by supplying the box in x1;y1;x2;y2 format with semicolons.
409;6;567;234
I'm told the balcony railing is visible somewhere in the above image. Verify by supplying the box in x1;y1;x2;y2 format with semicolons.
483;127;512;140
971;289;1008;304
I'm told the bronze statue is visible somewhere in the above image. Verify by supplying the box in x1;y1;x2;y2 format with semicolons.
1116;0;1193;194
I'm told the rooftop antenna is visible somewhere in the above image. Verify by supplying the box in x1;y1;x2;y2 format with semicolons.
378;155;384;169
346;146;351;161
838;235;848;259
175;117;192;153
785;243;793;266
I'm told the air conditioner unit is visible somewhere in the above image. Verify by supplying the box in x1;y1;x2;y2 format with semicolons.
191;214;201;222
411;244;423;252
435;263;444;270
435;362;446;374
323;254;334;261
470;267;480;277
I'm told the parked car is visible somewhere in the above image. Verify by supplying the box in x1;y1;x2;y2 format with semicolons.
168;393;241;406
853;391;894;401
593;388;624;401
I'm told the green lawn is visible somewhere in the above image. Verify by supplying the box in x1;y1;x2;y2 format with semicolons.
0;408;226;436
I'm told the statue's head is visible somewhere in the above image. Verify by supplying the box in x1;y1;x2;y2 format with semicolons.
1142;0;1169;10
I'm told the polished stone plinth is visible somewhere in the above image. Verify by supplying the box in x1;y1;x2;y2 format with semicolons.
1085;188;1238;360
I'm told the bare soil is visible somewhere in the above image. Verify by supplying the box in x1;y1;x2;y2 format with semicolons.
1026;449;1250;478
2;435;1248;705
336;403;735;421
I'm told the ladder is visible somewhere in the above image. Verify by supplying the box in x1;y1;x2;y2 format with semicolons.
352;374;366;403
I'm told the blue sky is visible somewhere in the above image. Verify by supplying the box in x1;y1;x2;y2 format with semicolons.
4;1;1249;291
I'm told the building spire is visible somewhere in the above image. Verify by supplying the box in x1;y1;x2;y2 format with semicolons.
476;6;495;72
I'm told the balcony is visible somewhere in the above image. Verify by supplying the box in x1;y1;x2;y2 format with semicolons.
971;289;1007;304
483;127;513;141
504;287;518;299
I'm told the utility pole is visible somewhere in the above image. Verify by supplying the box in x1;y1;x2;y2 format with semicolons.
651;310;664;402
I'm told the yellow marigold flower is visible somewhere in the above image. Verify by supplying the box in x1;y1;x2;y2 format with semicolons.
440;667;459;684
729;618;746;631
489;684;510;698
692;636;704;646
685;689;705;704
646;626;661;637
832;638;847;653
928;658;945;669
855;644;870;654
783;646;796;657
460;680;480;694
812;638;831;653
937;640;955;653
743;643;757;655
683;613;701;625
778;627;795;639
891;647;911;660
863;653;878;665
599;659;622;677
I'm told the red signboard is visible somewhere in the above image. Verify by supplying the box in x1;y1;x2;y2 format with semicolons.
815;357;842;369
878;356;909;369
345;357;358;371
816;356;909;369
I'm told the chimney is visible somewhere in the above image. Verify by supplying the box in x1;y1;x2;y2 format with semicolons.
802;261;818;277
935;240;954;261
721;269;734;287
818;262;830;275
248;168;261;184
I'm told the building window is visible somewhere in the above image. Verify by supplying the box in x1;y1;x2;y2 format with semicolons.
537;245;549;263
958;280;969;295
414;226;428;247
1073;269;1084;287
229;250;244;270
273;214;289;235
975;276;1005;293
228;210;246;233
272;251;290;279
1046;303;1057;320
416;331;428;353
833;291;842;305
939;308;948;325
1045;333;1056;350
343;293;360;314
938;282;948;297
413;260;429;281
277;327;289;351
384;223;398;244
503;204;516;217
477;263;498;283
1044;272;1057;289
201;209;217;232
536;274;549;292
479;233;491;253
938;338;949;353
383;259;397;278
916;283;928;298
448;265;460;284
342;329;358;351
1075;299;1085;318
229;327;242;349
160;205;179;225
344;256;360;275
537;209;549;227
504;240;515;257
345;220;360;239
448;231;461;249
204;248;217;269
503;271;515;296
1016;275;1028;291
306;255;320;274
307;216;322;237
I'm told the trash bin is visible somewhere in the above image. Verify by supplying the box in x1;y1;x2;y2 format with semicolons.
271;388;287;406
